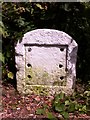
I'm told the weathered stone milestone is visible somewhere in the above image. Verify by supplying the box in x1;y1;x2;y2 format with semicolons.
15;29;78;95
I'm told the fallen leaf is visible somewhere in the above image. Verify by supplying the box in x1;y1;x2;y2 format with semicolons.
17;108;20;110
35;96;41;102
26;106;31;111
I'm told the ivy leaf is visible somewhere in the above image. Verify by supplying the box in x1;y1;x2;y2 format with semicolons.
55;103;65;112
61;111;69;119
7;72;14;79
75;103;80;110
55;92;65;102
82;105;87;112
46;111;58;120
69;102;75;112
36;108;45;115
65;100;70;106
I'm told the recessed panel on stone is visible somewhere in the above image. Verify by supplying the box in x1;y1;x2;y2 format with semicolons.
15;29;78;95
25;45;67;86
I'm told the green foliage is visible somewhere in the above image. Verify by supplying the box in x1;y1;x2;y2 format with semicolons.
0;52;4;63
36;3;44;10
53;92;90;118
36;91;90;119
52;92;70;119
36;108;46;115
61;112;69;119
7;72;14;79
46;112;57;120
36;105;58;120
0;21;8;37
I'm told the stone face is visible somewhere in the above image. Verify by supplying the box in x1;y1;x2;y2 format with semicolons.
15;29;78;95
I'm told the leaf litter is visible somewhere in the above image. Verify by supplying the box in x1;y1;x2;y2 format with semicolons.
1;82;90;120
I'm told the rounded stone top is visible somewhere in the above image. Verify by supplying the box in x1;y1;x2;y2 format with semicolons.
15;29;78;55
21;29;77;46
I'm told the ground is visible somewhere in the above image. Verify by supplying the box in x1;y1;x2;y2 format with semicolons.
1;81;90;120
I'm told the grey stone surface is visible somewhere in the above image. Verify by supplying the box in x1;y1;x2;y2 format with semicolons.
15;29;78;95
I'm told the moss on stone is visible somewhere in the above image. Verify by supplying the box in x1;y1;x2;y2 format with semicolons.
24;66;67;95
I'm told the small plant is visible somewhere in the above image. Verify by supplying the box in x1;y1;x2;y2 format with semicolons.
36;91;90;120
52;92;70;119
52;91;90;119
36;104;58;120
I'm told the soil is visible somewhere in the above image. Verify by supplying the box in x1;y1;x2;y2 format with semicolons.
1;81;90;120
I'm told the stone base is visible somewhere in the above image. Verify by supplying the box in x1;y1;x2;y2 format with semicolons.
18;85;74;96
